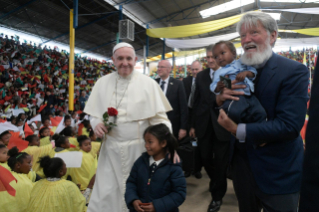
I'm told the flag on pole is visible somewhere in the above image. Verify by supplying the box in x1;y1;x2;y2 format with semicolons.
24;122;33;138
0;122;19;135
38;104;47;113
54;117;65;134
50;116;63;127
7;137;29;151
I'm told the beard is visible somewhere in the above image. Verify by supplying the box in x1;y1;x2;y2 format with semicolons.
241;38;273;67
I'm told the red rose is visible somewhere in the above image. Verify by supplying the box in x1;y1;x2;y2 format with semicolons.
108;107;118;116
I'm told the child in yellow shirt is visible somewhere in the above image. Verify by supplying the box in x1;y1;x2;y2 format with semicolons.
0;144;10;170
26;156;86;212
0;130;11;146
39;127;51;146
70;135;96;191
60;126;79;151
1;147;34;212
24;135;54;174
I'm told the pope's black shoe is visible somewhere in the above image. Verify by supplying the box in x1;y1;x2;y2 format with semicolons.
184;171;191;178
193;171;202;179
207;200;222;212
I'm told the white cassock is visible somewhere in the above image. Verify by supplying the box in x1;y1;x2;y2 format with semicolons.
84;70;172;212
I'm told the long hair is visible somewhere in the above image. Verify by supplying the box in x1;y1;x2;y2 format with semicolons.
143;124;178;162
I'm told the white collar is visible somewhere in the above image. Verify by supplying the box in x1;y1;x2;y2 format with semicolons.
149;156;164;166
160;76;170;84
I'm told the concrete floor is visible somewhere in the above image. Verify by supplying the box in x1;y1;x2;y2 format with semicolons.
179;172;239;212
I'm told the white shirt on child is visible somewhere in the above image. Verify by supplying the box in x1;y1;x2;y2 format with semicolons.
149;156;164;166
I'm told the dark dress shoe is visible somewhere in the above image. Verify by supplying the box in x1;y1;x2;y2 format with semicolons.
193;171;202;179
184;171;191;178
207;200;222;212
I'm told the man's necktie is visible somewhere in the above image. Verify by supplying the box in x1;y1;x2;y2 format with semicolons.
188;80;196;108
160;81;166;91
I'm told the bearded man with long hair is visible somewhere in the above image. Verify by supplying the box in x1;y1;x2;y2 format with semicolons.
216;12;309;212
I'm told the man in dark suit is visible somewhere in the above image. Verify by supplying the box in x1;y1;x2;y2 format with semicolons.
299;52;319;211
190;47;231;212
155;60;188;140
183;60;203;179
217;12;308;212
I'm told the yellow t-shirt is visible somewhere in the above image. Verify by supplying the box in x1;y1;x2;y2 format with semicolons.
40;136;51;146
90;141;101;158
0;162;11;171
26;179;86;212
68;137;80;151
23;144;53;173
82;127;90;137
70;150;96;190
0;162;36;182
0;172;34;212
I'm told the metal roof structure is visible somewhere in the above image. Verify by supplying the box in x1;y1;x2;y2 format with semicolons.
0;0;166;59
111;0;319;39
1;0;318;59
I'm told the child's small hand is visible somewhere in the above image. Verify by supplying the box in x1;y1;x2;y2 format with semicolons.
236;72;247;82
215;81;225;93
133;200;144;212
140;202;155;212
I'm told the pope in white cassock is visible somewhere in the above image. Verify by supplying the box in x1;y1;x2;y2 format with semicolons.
84;43;172;212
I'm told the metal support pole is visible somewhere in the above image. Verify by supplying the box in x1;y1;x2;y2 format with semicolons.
69;9;75;111
146;24;149;58
118;5;123;43
143;45;147;75
162;38;166;60
73;0;78;29
184;56;187;77
172;51;176;78
0;0;38;20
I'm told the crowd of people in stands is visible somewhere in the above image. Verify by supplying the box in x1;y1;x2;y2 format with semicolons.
0;33;115;120
0;33;115;211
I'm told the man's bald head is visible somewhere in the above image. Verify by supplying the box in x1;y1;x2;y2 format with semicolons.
191;61;202;78
157;60;172;79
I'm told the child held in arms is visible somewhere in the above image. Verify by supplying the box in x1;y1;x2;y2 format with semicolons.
125;124;186;212
210;41;267;124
